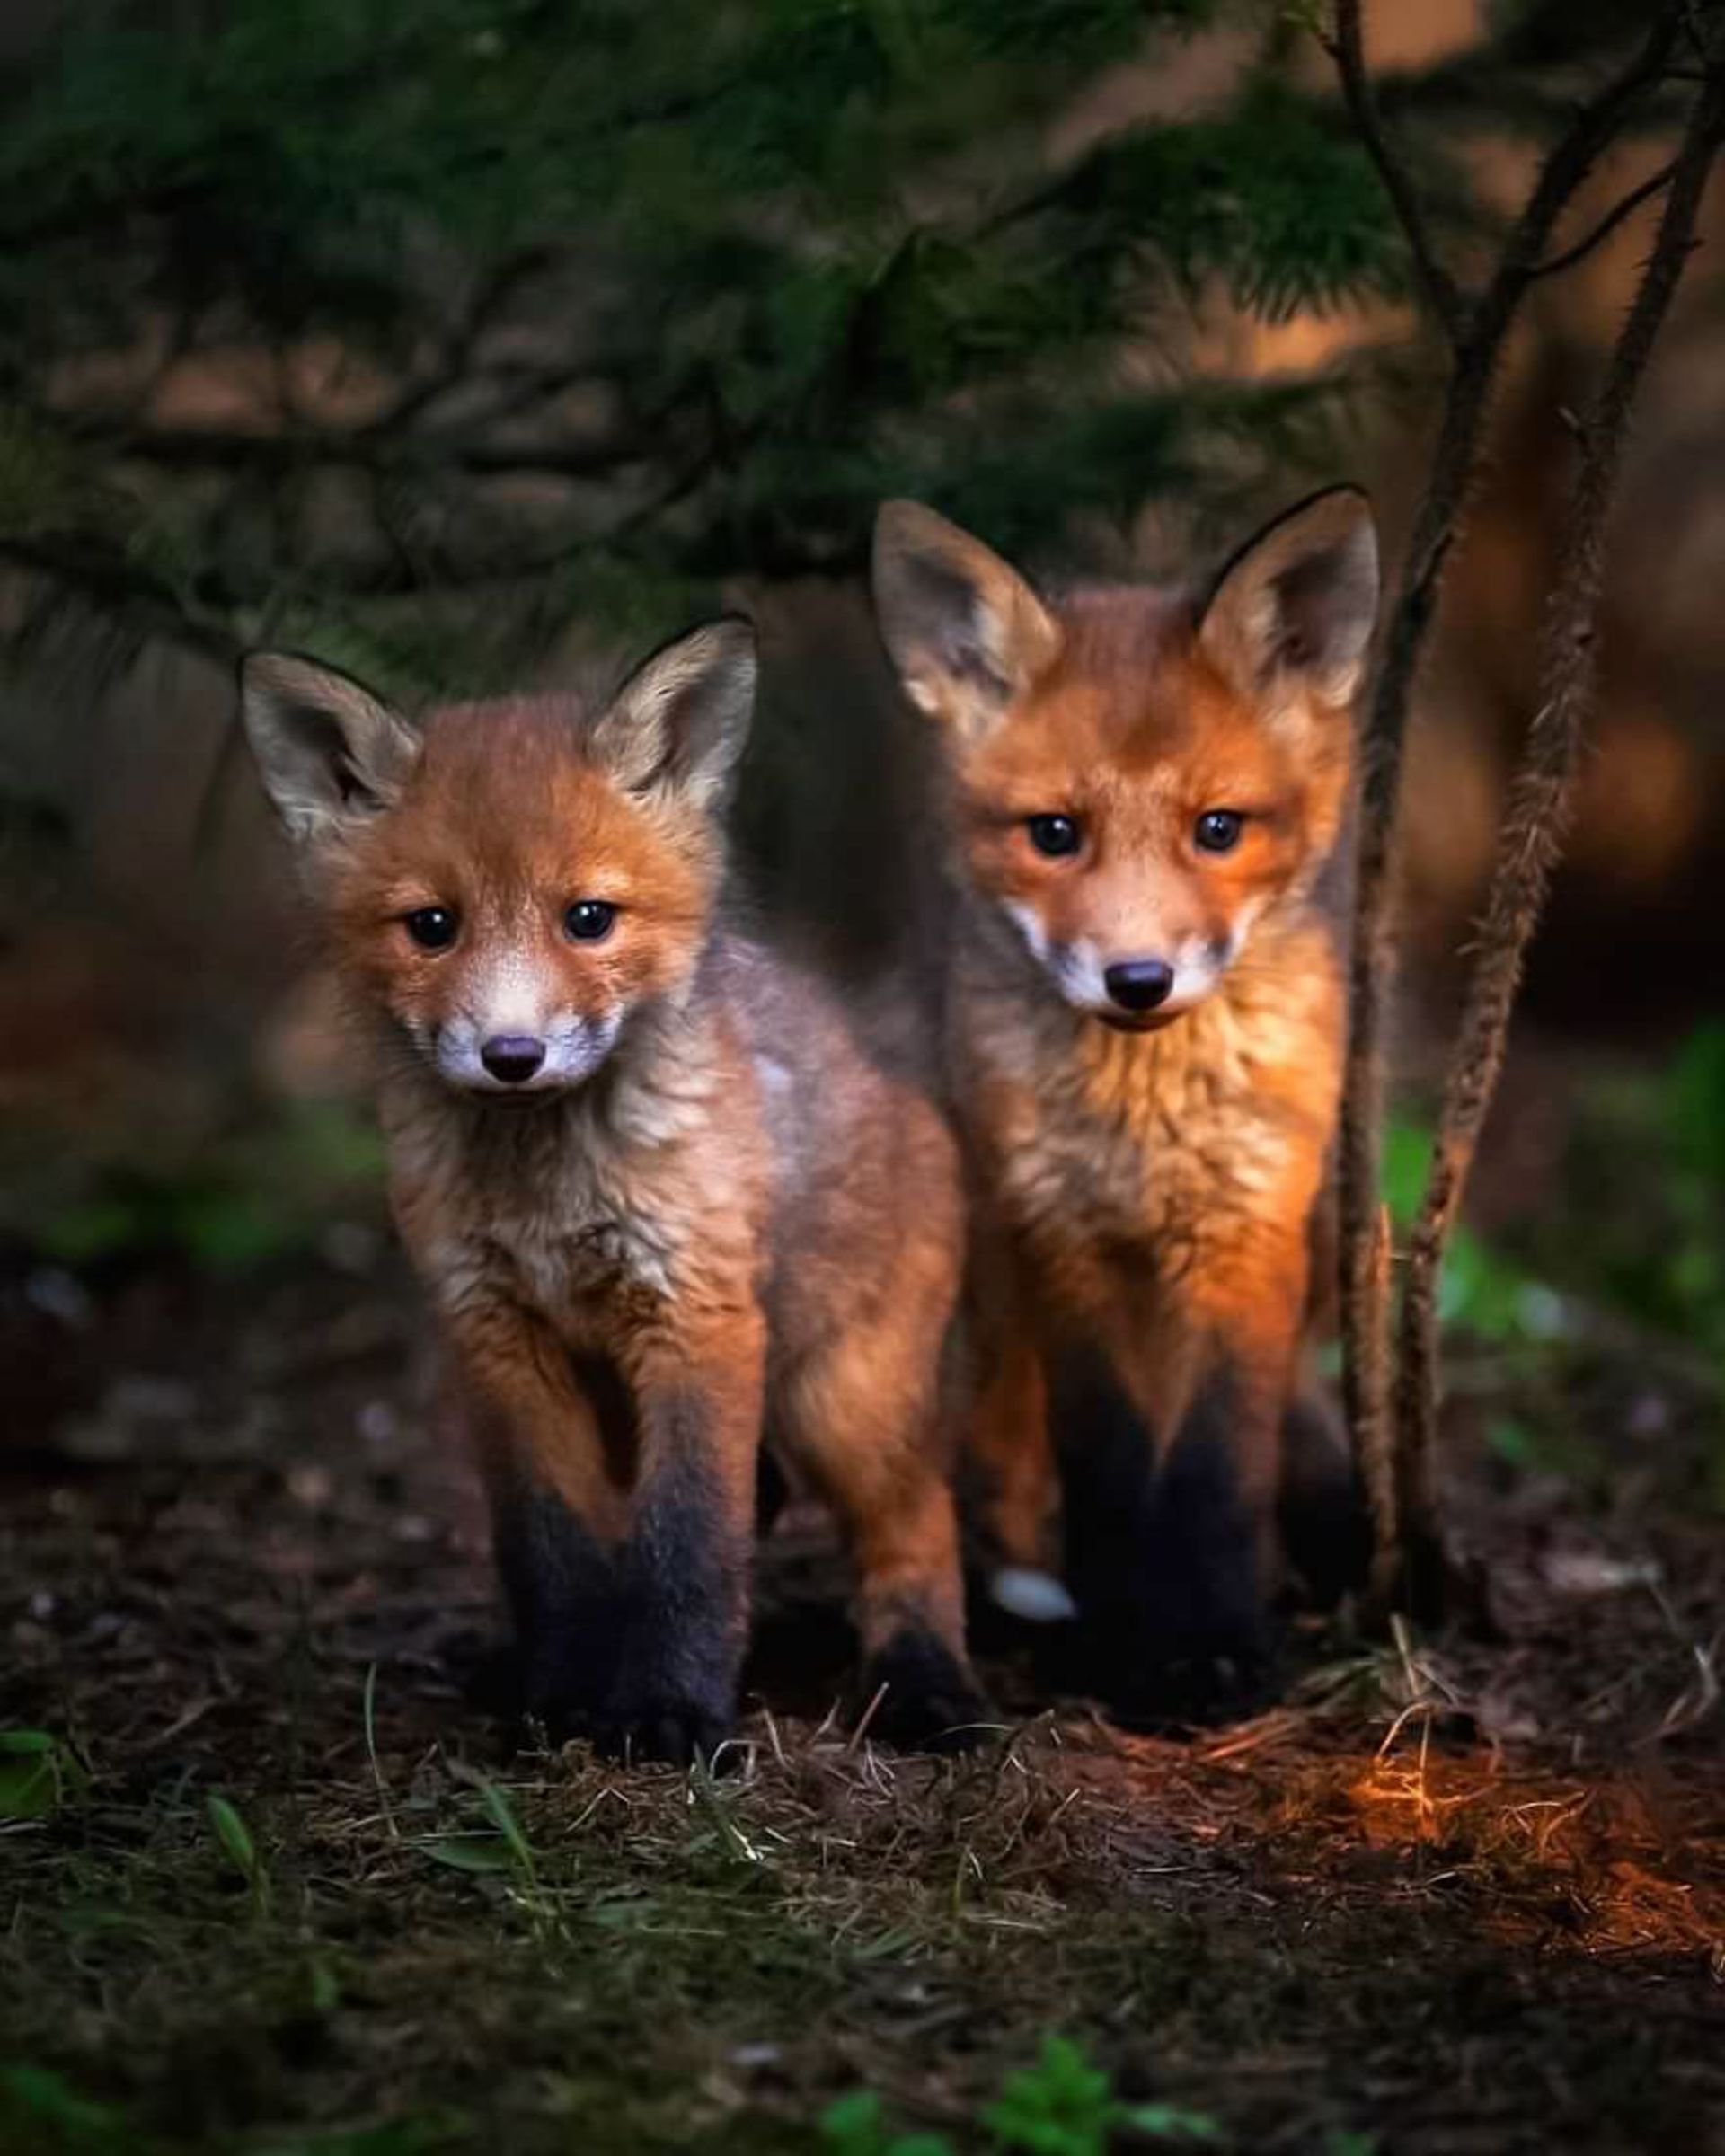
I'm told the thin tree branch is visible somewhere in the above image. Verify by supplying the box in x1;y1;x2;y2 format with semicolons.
1332;0;1686;1611
0;516;612;632
362;246;563;440
45;420;654;482
1394;50;1725;1574
1531;156;1681;278
1354;1204;1400;1569
1325;0;1466;343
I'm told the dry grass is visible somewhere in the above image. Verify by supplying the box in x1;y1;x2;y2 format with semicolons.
2;1249;1722;2154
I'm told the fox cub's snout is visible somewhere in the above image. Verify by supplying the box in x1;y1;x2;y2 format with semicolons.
873;490;1378;1029
240;623;754;1095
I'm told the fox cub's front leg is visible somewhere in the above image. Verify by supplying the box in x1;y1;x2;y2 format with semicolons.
457;1298;763;1763
801;1376;990;1752
787;1181;993;1752
1056;1243;1306;1724
960;1244;1069;1632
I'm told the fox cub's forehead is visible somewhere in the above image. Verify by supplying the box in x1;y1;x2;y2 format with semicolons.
1006;588;1216;761
410;701;616;830
376;698;652;886
416;696;594;791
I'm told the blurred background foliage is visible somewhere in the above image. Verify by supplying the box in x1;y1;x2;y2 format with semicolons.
0;0;1424;691
1378;1017;1725;1507
0;0;1689;683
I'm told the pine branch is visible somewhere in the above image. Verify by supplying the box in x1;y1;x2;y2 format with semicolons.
0;536;239;665
358;246;565;439
0;507;673;633
1331;0;1688;1610
1393;45;1725;1586
1325;0;1464;342
43;418;652;482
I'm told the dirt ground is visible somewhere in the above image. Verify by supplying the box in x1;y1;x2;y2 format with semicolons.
2;1191;1722;2153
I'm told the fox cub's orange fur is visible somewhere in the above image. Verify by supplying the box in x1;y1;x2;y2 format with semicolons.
872;490;1380;1717
241;623;985;1760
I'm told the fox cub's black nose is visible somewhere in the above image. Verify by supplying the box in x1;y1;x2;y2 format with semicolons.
481;1035;547;1083
1103;959;1175;1014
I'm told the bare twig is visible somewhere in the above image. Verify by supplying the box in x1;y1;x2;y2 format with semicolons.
1332;3;1687;1610
1326;0;1466;342
1531;156;1681;278
1355;1204;1400;1604
1394;50;1725;1568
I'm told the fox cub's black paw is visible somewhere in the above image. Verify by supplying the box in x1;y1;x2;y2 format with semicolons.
861;1630;995;1754
560;1695;736;1767
1065;1536;1282;1732
519;1656;738;1766
1084;1623;1281;1733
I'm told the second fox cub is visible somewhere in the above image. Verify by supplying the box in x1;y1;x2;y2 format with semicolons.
240;622;985;1761
872;489;1380;1715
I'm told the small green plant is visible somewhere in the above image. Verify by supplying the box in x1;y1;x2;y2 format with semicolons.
821;2037;1222;2154
417;1763;562;1941
420;1763;538;1880
688;1751;769;1868
0;1730;88;1821
206;1790;272;1918
415;1832;520;1877
0;2063;138;2152
819;2089;954;2156
986;2037;1220;2152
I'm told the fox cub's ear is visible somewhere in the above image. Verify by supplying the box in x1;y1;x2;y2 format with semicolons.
872;501;1061;736
589;616;756;808
1199;487;1379;712
239;651;420;847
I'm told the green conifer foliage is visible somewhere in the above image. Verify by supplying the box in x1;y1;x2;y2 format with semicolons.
0;0;1667;685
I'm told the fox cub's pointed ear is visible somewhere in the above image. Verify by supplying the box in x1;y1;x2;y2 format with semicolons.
239;651;420;847
872;501;1061;735
1199;487;1379;712
589;616;756;808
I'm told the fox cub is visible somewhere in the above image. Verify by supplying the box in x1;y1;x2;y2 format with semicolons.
872;490;1380;1716
240;621;986;1761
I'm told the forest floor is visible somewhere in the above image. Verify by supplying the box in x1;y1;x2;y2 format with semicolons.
2;1046;1723;2156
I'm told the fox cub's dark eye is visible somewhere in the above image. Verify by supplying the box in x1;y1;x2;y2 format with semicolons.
1026;813;1082;859
1194;810;1244;854
564;899;616;942
403;906;458;950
